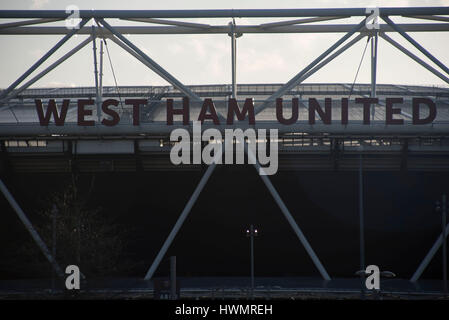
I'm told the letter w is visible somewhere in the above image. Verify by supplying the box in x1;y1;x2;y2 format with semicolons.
35;99;69;126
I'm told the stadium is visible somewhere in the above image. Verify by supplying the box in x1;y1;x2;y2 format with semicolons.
0;5;448;299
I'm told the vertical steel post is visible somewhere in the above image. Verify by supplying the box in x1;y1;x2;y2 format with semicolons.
99;40;104;99
170;256;177;299
370;32;378;120
92;26;101;123
230;20;237;99
359;153;366;295
443;194;448;294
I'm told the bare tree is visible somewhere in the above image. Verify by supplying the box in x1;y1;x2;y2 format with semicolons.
15;175;126;278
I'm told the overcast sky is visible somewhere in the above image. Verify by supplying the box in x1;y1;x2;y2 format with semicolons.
1;0;449;89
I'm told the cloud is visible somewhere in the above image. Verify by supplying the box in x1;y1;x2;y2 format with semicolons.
30;0;50;9
29;48;45;60
42;81;77;88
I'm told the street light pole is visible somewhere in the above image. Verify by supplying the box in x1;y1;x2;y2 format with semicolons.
246;225;258;299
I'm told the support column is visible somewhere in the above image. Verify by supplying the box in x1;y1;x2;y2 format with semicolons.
411;217;449;282
144;162;217;280
247;146;331;280
0;178;64;278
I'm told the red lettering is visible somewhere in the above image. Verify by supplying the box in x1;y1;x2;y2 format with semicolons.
101;99;120;126
77;99;95;126
276;98;298;125
35;99;69;126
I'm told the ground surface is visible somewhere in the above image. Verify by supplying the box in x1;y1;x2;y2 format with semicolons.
1;277;448;300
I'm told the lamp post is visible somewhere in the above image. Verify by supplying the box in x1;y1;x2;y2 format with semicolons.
436;194;448;295
246;225;258;299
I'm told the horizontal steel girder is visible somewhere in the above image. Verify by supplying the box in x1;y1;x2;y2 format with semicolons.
1;7;449;19
1;24;449;35
0;121;448;136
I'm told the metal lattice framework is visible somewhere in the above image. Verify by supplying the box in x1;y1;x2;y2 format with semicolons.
0;7;449;285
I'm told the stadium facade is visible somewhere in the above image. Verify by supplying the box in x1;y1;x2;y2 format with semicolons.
0;7;448;286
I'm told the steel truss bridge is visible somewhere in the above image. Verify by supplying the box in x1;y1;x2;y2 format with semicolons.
0;7;449;288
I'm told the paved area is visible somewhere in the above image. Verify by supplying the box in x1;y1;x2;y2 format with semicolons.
1;277;448;299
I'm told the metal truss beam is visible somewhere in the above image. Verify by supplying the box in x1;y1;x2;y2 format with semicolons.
0;35;93;112
0;18;61;29
0;178;64;278
382;16;449;76
380;33;449;86
122;18;211;29
99;24;227;122
411;222;449;282
253;34;365;116
259;16;349;28
144;145;331;281
341;83;413;120
2;23;448;35
0;18;88;102
1;121;448;137
246;146;331;280
404;15;449;23
255;20;366;115
300;34;366;81
144;162;217;280
105;35;164;79
1;7;449;19
98;19;202;103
